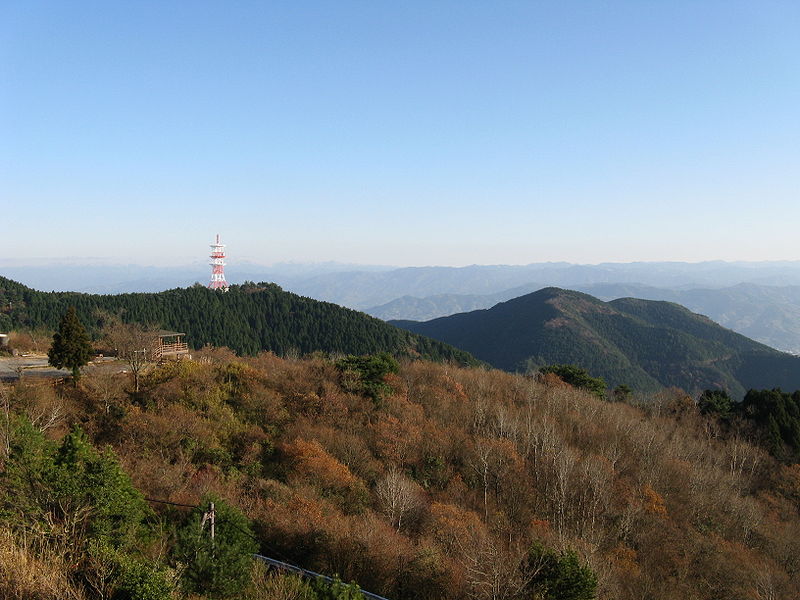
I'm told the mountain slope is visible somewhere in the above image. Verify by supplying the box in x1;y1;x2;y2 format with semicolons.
584;282;800;354
372;281;800;354
0;276;478;365
392;288;800;397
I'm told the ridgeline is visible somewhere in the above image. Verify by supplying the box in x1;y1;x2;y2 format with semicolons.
0;276;478;365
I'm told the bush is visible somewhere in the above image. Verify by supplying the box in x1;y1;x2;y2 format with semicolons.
310;576;366;600
247;565;318;600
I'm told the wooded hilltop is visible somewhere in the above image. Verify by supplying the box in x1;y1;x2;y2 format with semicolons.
0;275;478;365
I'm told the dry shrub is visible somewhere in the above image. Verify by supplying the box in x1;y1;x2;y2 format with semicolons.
246;563;316;600
6;329;52;355
0;529;86;600
282;438;360;490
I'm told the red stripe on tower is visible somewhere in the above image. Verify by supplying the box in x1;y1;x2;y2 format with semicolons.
208;234;229;291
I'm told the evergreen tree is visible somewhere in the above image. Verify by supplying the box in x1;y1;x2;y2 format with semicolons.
48;306;93;381
698;389;734;418
539;364;607;400
51;426;152;549
336;352;400;405
0;419;169;599
612;384;633;403
742;388;800;461
176;495;259;598
527;542;597;600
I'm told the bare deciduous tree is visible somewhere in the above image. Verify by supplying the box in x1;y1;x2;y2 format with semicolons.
375;468;423;532
101;315;159;393
83;369;126;414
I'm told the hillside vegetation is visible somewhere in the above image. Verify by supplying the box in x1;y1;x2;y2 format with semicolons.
393;287;800;397
0;276;477;365
2;352;800;599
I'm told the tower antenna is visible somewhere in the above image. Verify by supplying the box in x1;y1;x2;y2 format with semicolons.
208;234;229;291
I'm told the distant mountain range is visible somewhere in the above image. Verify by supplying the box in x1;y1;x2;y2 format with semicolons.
284;261;800;309
392;288;800;398
6;260;800;302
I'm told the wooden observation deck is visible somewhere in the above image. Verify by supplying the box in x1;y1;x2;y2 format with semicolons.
155;331;190;362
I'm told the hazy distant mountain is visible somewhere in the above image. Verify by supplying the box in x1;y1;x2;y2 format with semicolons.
392;288;800;398
0;261;394;295
364;283;545;321
289;261;800;309
7;261;800;352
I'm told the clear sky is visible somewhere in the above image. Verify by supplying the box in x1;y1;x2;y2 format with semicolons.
2;1;799;267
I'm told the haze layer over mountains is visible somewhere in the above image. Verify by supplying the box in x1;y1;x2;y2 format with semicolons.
5;260;800;353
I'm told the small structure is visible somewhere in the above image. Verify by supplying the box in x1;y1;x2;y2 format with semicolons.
0;333;8;348
155;331;190;362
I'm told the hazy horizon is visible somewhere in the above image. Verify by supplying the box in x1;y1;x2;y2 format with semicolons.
5;256;800;270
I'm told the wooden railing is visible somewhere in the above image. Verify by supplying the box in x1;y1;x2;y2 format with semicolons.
155;342;189;360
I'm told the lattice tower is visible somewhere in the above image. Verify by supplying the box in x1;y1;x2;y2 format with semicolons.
208;234;229;291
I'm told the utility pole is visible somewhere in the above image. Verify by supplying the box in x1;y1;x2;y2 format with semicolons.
201;501;216;545
210;501;215;543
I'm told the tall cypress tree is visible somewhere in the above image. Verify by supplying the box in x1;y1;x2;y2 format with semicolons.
48;306;93;381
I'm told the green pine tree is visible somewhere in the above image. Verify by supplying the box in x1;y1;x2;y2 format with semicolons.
176;495;259;598
48;306;93;381
539;364;607;400
528;542;598;600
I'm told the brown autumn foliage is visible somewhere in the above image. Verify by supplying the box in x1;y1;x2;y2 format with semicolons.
4;352;800;599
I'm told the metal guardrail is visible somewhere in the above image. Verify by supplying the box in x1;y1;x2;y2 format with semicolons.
253;554;391;600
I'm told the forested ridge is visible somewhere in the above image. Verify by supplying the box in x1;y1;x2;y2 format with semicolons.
393;287;800;397
3;352;800;599
0;276;477;365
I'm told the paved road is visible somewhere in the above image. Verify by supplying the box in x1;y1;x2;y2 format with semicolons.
0;355;71;381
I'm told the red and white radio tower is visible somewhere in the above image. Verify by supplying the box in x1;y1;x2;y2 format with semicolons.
208;234;229;291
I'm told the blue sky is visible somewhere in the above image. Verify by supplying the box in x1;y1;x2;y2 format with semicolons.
2;1;799;266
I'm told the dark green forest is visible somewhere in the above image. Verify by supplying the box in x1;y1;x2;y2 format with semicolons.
0;276;478;365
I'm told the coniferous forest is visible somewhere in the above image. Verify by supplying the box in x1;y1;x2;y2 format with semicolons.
0;276;477;365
